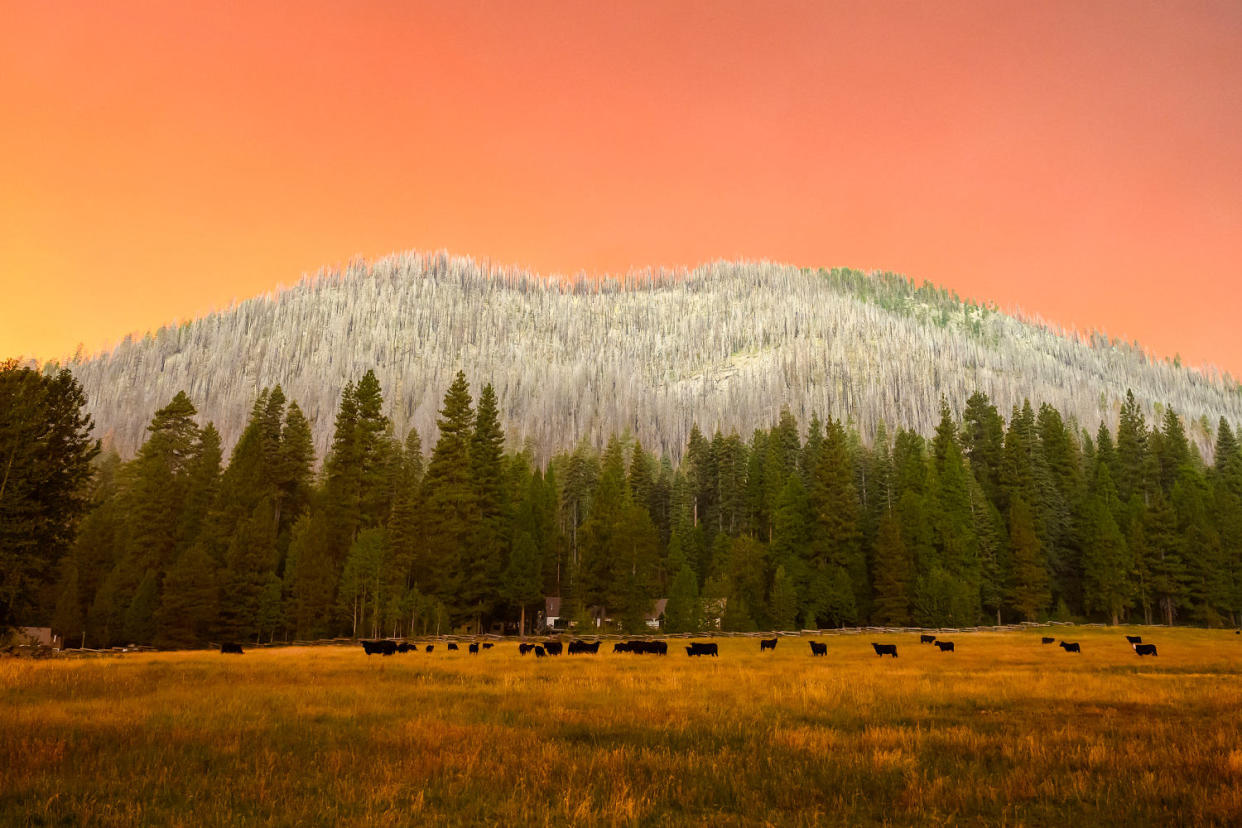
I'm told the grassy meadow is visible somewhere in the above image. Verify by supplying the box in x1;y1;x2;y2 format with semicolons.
3;626;1242;826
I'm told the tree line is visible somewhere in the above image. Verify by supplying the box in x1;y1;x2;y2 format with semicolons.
29;367;1242;647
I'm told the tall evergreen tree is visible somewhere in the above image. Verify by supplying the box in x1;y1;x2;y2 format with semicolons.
420;372;478;616
1007;496;1050;621
807;418;865;624
465;383;508;629
0;363;99;629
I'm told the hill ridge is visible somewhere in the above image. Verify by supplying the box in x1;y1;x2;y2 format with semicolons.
64;250;1242;461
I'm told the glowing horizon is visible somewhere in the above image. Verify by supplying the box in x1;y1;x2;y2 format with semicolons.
3;2;1240;374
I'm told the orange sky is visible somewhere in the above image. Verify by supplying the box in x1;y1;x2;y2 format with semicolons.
3;2;1241;374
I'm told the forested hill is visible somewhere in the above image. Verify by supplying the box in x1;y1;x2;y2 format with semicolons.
64;251;1242;460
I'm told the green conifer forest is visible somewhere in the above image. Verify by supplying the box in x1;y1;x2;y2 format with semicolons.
18;363;1242;646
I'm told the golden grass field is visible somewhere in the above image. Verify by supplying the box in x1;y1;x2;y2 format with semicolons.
3;627;1242;826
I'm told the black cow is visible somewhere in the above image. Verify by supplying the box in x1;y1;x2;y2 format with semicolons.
482;643;494;649
1059;641;1081;653
396;642;413;653
519;643;534;655
760;638;778;652
220;642;244;654
362;640;397;656
935;641;955;653
425;644;434;653
1134;643;1158;656
809;641;827;657
544;641;563;656
534;645;546;657
468;643;480;654
447;643;459;651
871;643;898;658
568;640;601;654
920;634;937;644
686;642;719;657
622;640;666;655
1041;637;1056;644
1125;635;1143;645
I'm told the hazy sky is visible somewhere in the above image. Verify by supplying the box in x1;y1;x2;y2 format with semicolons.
3;2;1240;374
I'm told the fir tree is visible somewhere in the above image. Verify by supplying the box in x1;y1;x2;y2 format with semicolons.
1081;464;1132;625
420;371;478;615
807;417;866;622
1007;496;1050;621
122;568;160;644
871;511;912;625
503;531;543;636
464;383;508;629
664;564;701;633
769;565;799;631
155;545;219;647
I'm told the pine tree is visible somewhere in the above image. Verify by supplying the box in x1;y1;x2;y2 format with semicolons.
464;383;508;629
387;428;424;592
126;391;202;574
807;418;865;623
51;559;83;647
929;401;981;614
284;512;338;639
1214;418;1242;495
218;500;279;642
123;568;160;644
1007;496;1050;621
1081;464;1132;624
871;511;912;625
277;401;315;531
0;363;99;629
337;528;388;638
1143;490;1187;626
664;564;701;633
503;531;543;635
962;391;1005;506
155;545;219;647
420;371;478;616
723;534;768;631
1117;390;1150;503
176;423;221;555
769;565;799;631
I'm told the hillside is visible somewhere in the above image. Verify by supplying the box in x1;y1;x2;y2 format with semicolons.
65;251;1242;460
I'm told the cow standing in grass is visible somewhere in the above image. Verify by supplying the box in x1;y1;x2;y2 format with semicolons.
1041;637;1056;645
759;638;777;652
920;635;936;644
1134;643;1158;656
809;641;827;657
1059;641;1081;653
686;642;718;657
871;643;897;658
934;641;955;653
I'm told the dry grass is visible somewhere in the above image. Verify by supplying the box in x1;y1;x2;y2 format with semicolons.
3;627;1241;826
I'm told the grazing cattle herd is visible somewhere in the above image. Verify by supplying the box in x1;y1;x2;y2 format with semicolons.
223;631;1175;661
